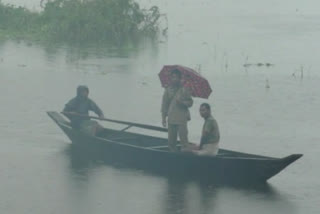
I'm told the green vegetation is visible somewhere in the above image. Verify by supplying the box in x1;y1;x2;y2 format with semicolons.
0;0;161;45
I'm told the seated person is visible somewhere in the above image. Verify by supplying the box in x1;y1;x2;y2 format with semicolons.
63;85;104;136
193;103;220;156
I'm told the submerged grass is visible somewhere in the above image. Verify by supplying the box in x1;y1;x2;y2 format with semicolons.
0;0;161;46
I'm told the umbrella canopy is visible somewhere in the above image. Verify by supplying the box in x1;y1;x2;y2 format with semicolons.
159;65;212;99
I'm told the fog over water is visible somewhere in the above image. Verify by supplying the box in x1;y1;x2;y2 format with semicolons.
0;0;319;213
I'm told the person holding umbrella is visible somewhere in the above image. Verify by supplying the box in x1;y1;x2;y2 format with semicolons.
159;65;213;152
161;69;193;152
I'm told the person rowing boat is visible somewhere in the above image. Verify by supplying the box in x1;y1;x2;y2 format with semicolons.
63;85;104;136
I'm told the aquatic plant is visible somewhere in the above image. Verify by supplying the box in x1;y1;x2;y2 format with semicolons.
0;0;161;45
0;2;40;39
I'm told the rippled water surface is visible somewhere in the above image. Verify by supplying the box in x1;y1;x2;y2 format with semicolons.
0;0;319;213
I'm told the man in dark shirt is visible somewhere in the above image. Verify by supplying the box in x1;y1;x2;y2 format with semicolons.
63;85;104;136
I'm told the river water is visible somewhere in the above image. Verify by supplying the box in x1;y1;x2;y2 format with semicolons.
0;0;319;213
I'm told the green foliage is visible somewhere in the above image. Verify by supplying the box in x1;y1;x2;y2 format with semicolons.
0;2;41;39
0;0;160;45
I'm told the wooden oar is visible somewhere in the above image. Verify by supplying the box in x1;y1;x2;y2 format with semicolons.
62;112;168;133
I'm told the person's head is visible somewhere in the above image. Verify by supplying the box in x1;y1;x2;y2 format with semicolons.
199;103;211;119
170;69;182;86
76;85;89;99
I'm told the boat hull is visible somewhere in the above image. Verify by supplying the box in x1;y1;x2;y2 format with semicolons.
48;111;302;184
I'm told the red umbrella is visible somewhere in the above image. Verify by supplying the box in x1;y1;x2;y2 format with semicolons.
159;65;212;99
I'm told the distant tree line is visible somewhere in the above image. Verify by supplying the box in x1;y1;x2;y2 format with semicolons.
0;0;161;45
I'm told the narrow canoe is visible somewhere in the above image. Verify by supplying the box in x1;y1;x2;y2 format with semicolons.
47;111;302;184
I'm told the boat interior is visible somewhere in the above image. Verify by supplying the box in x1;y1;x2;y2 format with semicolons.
49;111;277;160
97;126;276;160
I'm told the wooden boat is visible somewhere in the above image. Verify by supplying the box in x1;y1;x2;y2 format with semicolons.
47;111;302;184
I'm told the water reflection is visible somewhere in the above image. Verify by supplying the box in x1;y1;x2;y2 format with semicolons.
64;144;296;214
65;144;103;179
164;178;218;214
164;179;188;214
164;178;297;214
